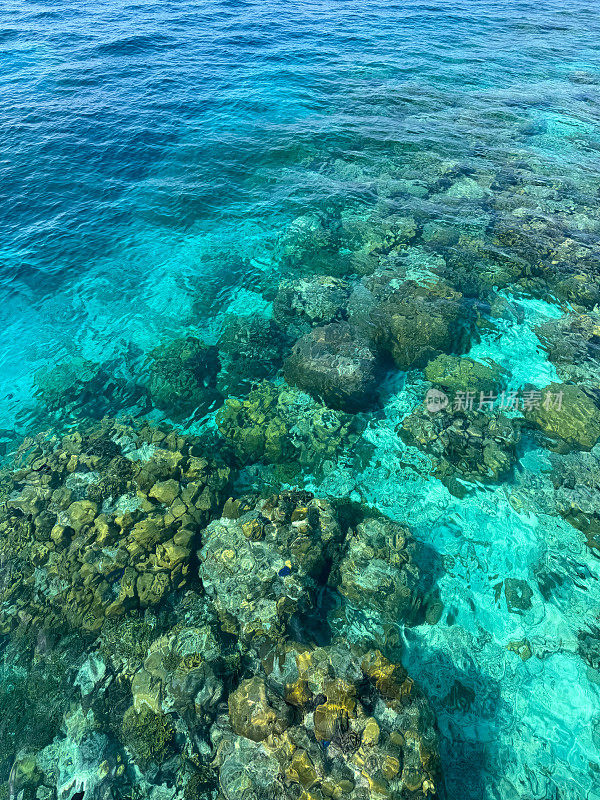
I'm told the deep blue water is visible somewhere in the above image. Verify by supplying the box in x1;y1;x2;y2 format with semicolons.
2;1;600;799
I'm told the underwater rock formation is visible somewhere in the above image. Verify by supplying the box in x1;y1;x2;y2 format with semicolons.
216;315;288;396
549;450;600;553
523;383;600;452
400;405;521;494
213;640;440;800
283;322;381;412
348;273;473;371
424;354;506;400
273;275;352;340
130;620;225;726
215;380;366;474
198;491;342;649
35;706;127;800
335;515;421;625
338;212;418;275
0;631;88;785
492;213;600;309
535;312;600;386
277;212;343;275
0;419;229;634
0;465;443;800
145;336;221;419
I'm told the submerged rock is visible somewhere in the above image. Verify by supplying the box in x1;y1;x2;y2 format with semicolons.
348;273;473;371
400;405;521;494
198;491;342;649
215;380;366;473
523;383;600;452
336;515;421;624
0;419;229;634
146;336;221;419
273;275;352;340
35;707;126;800
283;322;381;411
121;704;175;769
130;620;224;725
34;356;149;420
535;312;600;386
277;212;343;274
217;315;288;396
493;213;600;309
339;212;419;275
549;450;600;553
424;354;506;400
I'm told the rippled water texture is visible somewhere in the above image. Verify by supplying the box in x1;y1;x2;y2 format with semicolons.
2;1;600;798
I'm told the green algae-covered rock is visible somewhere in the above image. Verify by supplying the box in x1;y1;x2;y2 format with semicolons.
0;419;229;635
376;281;469;370
215;380;366;471
283;322;381;412
523;383;600;451
424;354;506;399
146;335;221;419
215;382;293;463
400;405;521;494
228;676;293;742
349;273;472;371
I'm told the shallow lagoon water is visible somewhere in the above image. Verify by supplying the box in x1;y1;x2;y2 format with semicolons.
1;1;600;799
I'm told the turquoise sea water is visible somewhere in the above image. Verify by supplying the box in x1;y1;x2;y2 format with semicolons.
2;1;600;799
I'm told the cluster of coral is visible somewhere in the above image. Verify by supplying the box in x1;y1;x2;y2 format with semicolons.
0;419;230;633
0;418;442;800
9;150;600;800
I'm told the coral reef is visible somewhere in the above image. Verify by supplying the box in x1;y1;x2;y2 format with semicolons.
283;322;381;412
273;275;352;340
215;380;366;474
548;450;600;553
216;315;288;396
424;354;506;400
0;419;229;633
213;640;441;800
535;312;600;386
34;356;149;420
145;336;221;419
198;491;342;648
348;273;473;371
400;405;521;494
523;383;600;452
0;468;442;800
335;515;421;624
